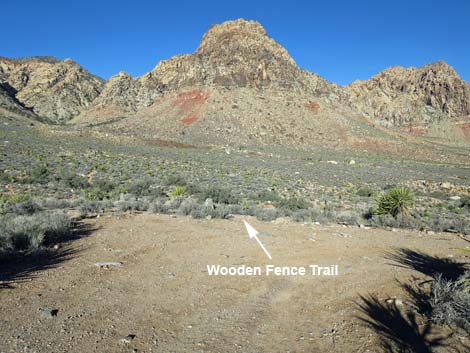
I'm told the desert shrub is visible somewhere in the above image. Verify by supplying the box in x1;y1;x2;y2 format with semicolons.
25;164;50;184
208;204;234;219
189;206;207;219
148;198;171;214
165;196;185;210
184;183;202;195
367;214;422;230
82;179;118;200
168;185;188;198
427;216;470;234
291;208;320;222
78;200;103;215
114;194;149;212
0;193;32;214
356;187;375;197
124;178;163;197
460;196;470;210
164;175;187;186
250;189;281;203
3;199;40;215
375;186;415;217
224;204;244;215
33;197;70;210
0;211;72;252
335;210;360;225
198;186;239;204
176;198;200;216
57;170;89;189
274;196;310;211
431;272;470;332
255;207;280;221
41;212;72;245
0;170;14;183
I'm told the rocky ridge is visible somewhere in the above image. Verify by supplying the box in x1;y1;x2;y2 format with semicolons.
0;56;104;123
345;61;470;127
1;19;469;144
81;19;342;120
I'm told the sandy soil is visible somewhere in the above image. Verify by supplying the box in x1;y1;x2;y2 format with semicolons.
1;214;469;353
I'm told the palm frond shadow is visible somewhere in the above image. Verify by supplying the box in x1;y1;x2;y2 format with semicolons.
356;294;447;353
385;248;468;281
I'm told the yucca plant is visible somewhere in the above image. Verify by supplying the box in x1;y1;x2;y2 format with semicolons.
375;186;415;217
168;185;188;198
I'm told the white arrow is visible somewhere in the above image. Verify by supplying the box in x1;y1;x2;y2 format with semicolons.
243;220;272;260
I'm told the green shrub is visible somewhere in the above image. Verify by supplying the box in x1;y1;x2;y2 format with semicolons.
164;175;187;186
26;164;50;184
375;186;415;217
255;207;280;221
41;212;72;245
0;193;31;214
82;179;118;200
274;197;310;211
148;199;170;214
57;170;89;189
168;185;188;198
3;199;40;215
250;189;281;203
356;187;375;197
0;170;14;183
197;186;239;204
0;211;72;252
460;196;470;210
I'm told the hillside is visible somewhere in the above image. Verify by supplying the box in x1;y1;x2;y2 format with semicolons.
0;56;104;123
345;61;470;127
0;19;469;146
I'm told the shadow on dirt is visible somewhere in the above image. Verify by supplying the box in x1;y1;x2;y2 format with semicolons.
0;221;95;289
385;248;468;281
356;294;446;353
356;248;469;353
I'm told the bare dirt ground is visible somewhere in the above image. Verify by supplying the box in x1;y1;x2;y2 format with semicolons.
1;214;469;353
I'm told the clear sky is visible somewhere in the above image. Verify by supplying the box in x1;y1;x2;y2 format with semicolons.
2;0;469;85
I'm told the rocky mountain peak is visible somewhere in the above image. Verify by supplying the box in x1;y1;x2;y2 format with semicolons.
195;18;296;67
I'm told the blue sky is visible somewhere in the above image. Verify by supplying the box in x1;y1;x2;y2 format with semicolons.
2;0;469;85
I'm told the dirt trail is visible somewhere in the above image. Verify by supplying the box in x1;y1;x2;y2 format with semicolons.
1;214;469;352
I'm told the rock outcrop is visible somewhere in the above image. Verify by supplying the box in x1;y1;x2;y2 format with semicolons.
1;19;469;145
82;19;343;119
346;61;470;127
0;56;104;123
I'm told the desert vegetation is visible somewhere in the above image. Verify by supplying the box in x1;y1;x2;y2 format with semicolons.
1;119;469;244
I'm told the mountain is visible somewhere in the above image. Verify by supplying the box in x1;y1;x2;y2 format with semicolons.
78;19;343;120
73;19;359;146
0;56;104;123
1;19;469;146
345;61;470;127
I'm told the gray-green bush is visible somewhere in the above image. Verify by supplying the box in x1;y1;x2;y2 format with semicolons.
0;211;72;252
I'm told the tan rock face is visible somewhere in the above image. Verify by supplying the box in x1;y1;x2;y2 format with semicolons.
345;61;470;127
0;56;104;123
81;18;342;122
1;19;469;143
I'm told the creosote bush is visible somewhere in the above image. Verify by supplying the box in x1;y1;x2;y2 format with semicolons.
25;164;50;184
197;186;240;205
375;186;415;217
0;211;73;252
